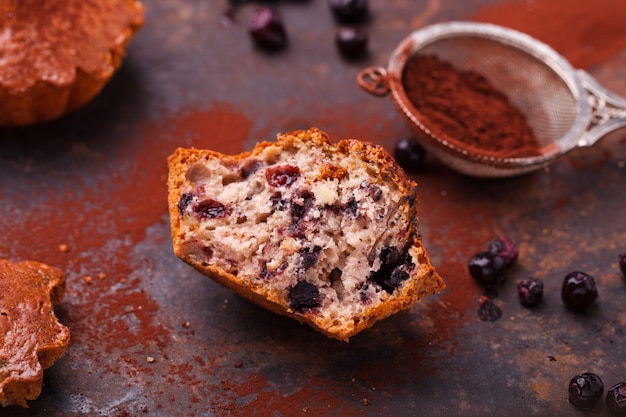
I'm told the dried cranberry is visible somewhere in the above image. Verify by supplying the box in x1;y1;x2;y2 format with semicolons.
249;7;287;51
568;372;604;410
335;27;368;60
288;281;321;313
488;237;518;269
194;199;231;219
468;251;506;288
561;271;598;311
517;277;544;308
178;193;194;216
619;253;626;276
265;165;300;187
328;0;368;23
393;138;426;172
606;382;626;417
476;296;502;322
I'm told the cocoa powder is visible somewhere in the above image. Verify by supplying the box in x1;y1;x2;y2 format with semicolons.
402;54;542;158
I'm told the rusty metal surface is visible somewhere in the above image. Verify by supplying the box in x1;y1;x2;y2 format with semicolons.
1;1;626;416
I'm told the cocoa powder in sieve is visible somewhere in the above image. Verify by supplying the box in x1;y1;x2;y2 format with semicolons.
402;54;542;159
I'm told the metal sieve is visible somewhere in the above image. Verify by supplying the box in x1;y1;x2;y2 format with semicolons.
357;21;626;177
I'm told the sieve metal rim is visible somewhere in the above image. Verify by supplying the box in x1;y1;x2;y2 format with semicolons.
378;22;591;171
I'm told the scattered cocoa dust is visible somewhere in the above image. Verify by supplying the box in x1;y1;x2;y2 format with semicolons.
473;0;626;71
0;104;254;411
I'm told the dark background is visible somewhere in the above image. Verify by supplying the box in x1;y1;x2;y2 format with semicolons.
1;0;625;415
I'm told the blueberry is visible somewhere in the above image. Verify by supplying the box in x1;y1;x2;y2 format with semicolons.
288;281;321;312
568;372;604;410
561;271;598;311
328;0;368;23
393;138;426;172
335;27;368;60
300;246;321;271
345;196;358;215
249;7;288;51
468;251;506;288
384;265;409;290
178;193;194;216
619;253;626;276
240;159;263;179
369;245;413;293
488;237;518;269
606;382;626;417
290;190;314;222
517;277;544;308
476;296;502;322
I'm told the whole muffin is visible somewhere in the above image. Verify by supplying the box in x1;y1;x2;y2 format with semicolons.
0;0;144;126
0;259;70;407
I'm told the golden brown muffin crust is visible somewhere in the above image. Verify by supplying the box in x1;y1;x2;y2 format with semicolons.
0;259;70;408
0;0;144;91
0;0;144;126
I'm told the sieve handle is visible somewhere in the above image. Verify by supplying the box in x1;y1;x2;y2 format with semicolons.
356;67;390;96
577;70;626;147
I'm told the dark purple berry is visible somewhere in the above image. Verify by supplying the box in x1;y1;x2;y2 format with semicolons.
249;7;288;51
269;191;287;212
288;281;321;313
619;253;626;276
240;159;263;179
289;190;315;237
178;193;194;216
194;199;231;219
266;165;300;187
517;277;544;308
328;0;368;23
468;251;506;288
369;245;413;293
606;382;626;417
379;245;401;266
366;184;383;201
335;27;368;60
290;190;315;222
300;246;322;270
488;237;518;269
385;265;410;290
568;372;604;410
561;271;598;311
345;196;359;215
393;138;426;171
476;296;502;321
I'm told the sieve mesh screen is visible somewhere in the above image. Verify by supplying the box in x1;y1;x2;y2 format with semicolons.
412;35;578;148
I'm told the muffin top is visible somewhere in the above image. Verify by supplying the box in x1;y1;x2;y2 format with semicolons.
0;0;144;93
